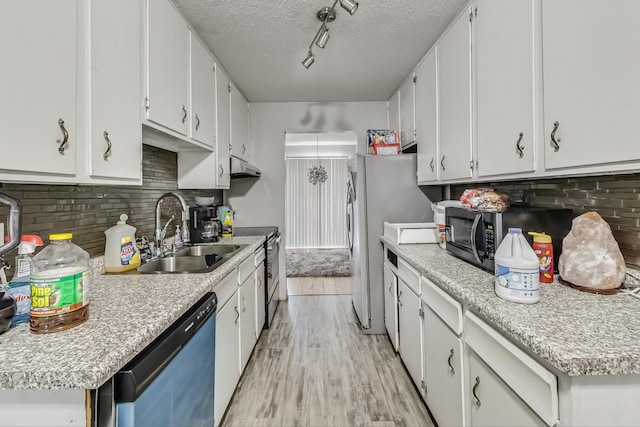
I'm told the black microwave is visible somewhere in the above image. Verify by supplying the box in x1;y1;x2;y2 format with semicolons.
445;206;574;272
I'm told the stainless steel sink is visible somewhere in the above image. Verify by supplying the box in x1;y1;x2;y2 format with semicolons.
135;244;247;274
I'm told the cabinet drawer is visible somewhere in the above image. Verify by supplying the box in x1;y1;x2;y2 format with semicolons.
421;276;463;335
398;258;420;295
214;271;237;308
254;248;265;266
238;253;255;284
465;312;559;427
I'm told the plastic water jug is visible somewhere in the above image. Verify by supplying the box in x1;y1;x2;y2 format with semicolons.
494;228;540;304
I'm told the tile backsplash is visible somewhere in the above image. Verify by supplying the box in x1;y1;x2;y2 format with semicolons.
451;173;640;267
0;145;222;267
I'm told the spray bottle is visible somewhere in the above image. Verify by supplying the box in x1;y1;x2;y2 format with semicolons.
7;235;44;325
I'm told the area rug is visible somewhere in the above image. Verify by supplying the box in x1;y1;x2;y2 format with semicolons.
286;249;350;277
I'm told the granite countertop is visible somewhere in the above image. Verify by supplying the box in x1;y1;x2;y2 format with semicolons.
381;237;640;377
0;236;264;390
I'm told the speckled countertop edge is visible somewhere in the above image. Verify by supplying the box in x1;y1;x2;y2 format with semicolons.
0;236;264;390
381;236;640;377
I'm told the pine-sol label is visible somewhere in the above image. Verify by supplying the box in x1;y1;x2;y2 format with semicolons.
30;271;89;317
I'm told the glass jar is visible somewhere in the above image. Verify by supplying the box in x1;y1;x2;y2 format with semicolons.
30;233;90;334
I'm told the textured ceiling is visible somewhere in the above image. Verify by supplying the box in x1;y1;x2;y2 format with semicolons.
174;0;466;102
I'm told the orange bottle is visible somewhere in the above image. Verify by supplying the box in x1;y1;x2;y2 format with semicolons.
528;232;554;283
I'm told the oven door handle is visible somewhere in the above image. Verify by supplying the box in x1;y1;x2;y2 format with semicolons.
470;213;483;265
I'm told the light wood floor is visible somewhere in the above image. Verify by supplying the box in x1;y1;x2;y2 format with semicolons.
221;295;434;427
287;277;351;296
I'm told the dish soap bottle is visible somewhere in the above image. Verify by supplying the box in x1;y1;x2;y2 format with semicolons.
7;235;44;325
494;228;540;304
221;211;233;237
104;214;141;273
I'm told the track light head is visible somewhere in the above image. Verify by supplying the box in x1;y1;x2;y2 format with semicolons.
339;0;358;15
302;51;315;69
315;26;330;49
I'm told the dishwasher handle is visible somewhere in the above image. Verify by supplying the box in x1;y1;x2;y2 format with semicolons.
115;292;217;402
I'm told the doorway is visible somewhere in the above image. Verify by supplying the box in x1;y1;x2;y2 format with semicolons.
284;131;357;295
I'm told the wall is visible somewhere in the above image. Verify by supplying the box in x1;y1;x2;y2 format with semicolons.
0;145;221;273
227;101;388;298
451;173;640;267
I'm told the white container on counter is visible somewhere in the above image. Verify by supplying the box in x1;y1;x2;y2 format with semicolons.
494;228;540;304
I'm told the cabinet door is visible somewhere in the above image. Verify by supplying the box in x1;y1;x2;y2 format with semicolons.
469;350;545;427
214;295;240;427
230;82;249;161
0;0;77;176
239;273;257;373
146;0;189;136
476;0;535;176
388;91;400;133
398;280;422;389
415;49;438;183
423;307;464;427
216;66;231;187
383;264;399;352
438;9;473;181
255;261;266;338
399;73;415;147
90;0;142;181
542;0;640;170
190;33;215;148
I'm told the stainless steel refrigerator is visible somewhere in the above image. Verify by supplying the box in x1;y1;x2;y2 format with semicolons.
346;153;433;334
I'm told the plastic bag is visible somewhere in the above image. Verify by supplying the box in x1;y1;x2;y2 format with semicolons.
460;188;510;212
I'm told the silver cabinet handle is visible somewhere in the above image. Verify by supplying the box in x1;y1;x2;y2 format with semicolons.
550;121;561;152
516;132;524;158
258;276;262;288
242;143;246;154
242;297;247;312
103;131;112;160
430;157;434;172
181;105;187;124
472;376;481;407
219;164;224;177
57;118;69;154
234;305;239;325
195;113;200;131
388;284;392;294
447;348;455;374
397;290;403;307
401;130;406;142
440;155;445;171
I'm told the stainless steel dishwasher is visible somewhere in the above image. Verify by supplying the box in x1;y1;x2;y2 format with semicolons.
115;292;217;427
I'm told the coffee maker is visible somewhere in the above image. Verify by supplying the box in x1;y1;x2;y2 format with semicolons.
189;206;221;243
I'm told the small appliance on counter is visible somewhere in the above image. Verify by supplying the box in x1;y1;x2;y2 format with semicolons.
445;205;573;273
0;192;22;334
189;206;221;243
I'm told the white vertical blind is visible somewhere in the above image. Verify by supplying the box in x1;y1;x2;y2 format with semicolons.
285;157;348;249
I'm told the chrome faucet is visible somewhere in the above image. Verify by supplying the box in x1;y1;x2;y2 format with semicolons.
154;192;190;257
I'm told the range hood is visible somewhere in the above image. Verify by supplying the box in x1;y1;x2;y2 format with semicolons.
230;156;261;179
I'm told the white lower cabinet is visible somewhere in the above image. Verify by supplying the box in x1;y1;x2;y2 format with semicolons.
239;272;257;373
468;350;545;426
255;260;266;339
214;289;240;427
398;279;422;389
423;306;465;427
383;263;399;351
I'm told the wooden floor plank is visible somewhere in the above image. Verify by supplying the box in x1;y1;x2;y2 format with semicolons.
220;295;434;427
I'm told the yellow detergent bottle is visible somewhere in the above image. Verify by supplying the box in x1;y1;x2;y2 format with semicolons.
104;214;141;273
221;211;233;237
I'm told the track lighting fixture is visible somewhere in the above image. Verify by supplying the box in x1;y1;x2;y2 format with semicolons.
301;0;359;69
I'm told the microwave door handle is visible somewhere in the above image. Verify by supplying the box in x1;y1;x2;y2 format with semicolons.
470;213;483;265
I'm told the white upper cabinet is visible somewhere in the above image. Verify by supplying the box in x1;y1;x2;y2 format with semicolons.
542;0;640;170
0;0;77;178
230;82;249;162
89;0;142;182
216;67;232;186
398;73;416;149
146;0;190;136
438;8;473;181
189;33;215;148
388;90;400;134
475;0;535;177
416;49;438;184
